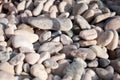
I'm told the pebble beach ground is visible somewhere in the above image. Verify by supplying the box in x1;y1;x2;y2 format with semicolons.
0;0;120;80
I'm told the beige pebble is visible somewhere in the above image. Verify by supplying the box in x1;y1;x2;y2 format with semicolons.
79;29;97;40
51;53;66;61
15;61;23;75
50;5;58;18
90;45;109;59
60;34;73;45
97;30;114;47
12;35;33;49
18;24;34;33
0;70;15;80
9;53;25;65
25;53;40;65
17;0;26;11
0;62;14;74
82;9;95;22
5;27;14;37
107;30;119;50
80;40;97;47
59;1;67;13
38;52;50;64
105;16;120;30
30;64;48;80
14;30;38;43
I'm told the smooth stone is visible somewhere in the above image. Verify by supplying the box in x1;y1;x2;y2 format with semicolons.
23;63;30;73
113;73;120;80
38;41;63;54
18;24;34;33
28;17;73;31
15;61;23;75
60;34;73;45
0;70;15;80
79;29;97;40
79;40;97;47
0;18;8;25
98;58;110;67
81;69;98;80
75;15;91;29
25;53;40;65
73;3;88;15
9;53;25;65
30;64;48;80
14;30;38;43
95;67;113;80
12;35;33;49
90;45;109;59
43;59;59;69
97;30;114;47
0;51;10;62
0;62;14;74
39;31;51;43
107;30;119;50
87;59;98;67
105;17;120;30
111;59;120;73
63;58;86;80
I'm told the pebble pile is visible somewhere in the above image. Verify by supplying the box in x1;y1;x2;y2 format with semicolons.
0;0;120;80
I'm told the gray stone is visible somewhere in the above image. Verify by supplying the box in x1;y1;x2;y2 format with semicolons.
0;51;11;62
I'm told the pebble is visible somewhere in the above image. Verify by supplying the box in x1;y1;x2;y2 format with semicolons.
79;40;97;47
79;29;97;40
87;59;98;67
28;17;73;31
75;15;91;29
105;16;120;30
43;59;59;69
113;73;120;80
111;59;120;73
73;3;88;15
12;35;33;49
95;67;114;80
98;58;110;67
39;31;51;43
60;34;73;45
38;41;63;54
15;61;23;75
0;70;15;80
9;53;25;65
18;24;34;33
107;30;119;50
14;30;38;43
0;51;10;62
90;45;109;59
63;58;86;80
30;64;48;80
97;30;114;47
0;18;8;25
81;69;98;80
0;62;14;74
25;53;40;65
23;63;30;73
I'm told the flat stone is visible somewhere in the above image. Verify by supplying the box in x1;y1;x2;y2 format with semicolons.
79;40;97;47
0;62;14;74
107;30;119;50
87;59;98;67
38;41;63;54
14;30;38;43
30;64;48;80
27;17;73;31
105;17;120;30
12;35;33;49
90;45;109;59
60;34;73;45
97;30;114;47
25;53;40;65
75;15;91;29
9;53;25;65
0;70;15;80
79;29;97;40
